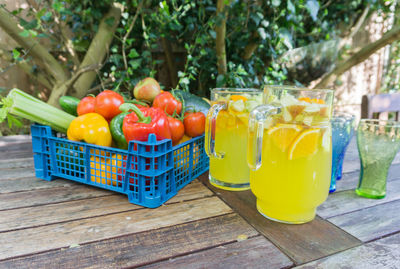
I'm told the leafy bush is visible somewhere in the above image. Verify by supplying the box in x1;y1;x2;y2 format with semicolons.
1;0;394;100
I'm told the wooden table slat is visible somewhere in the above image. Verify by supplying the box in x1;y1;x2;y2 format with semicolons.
0;141;32;152
0;168;36;180
0;150;34;161
296;232;400;268
328;198;400;242
318;176;400;219
0;196;232;260
0;135;31;144
0;177;73;194
0;214;259;268
199;174;362;265
0;181;212;233
0;185;113;211
0;158;34;170
144;236;293;269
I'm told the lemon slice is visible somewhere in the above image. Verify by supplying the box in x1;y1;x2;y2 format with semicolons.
288;128;320;160
267;124;302;151
236;112;249;125
321;128;331;151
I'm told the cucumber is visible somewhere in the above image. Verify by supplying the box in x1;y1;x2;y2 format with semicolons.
59;96;80;116
171;90;210;116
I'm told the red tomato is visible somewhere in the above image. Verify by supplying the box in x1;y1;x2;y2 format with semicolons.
95;90;124;121
77;96;95;116
152;92;182;116
167;117;185;145
183;112;205;137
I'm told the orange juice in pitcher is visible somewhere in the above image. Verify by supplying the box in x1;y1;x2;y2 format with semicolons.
248;86;333;224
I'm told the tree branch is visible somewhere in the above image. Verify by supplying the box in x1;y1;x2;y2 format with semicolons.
0;6;69;83
122;0;143;70
71;2;124;99
338;4;370;50
51;64;102;106
87;77;114;94
242;31;259;60
161;37;178;87
49;6;80;67
0;48;53;89
216;0;228;75
314;25;400;88
25;0;40;12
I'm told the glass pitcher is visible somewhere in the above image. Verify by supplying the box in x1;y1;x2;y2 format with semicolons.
205;88;262;191
247;85;334;224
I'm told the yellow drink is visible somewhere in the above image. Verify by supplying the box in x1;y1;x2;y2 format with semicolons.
249;125;331;223
208;110;250;190
248;87;333;224
205;89;262;191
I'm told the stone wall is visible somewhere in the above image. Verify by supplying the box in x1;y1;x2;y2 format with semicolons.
333;13;392;121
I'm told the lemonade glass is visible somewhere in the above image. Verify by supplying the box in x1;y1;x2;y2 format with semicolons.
247;85;334;224
205;88;262;191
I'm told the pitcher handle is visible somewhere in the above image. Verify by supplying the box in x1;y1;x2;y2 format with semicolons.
247;104;280;171
205;102;227;159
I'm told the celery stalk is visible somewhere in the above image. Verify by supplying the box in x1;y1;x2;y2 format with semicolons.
0;89;76;133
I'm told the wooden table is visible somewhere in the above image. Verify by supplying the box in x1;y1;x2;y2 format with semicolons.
0;135;399;268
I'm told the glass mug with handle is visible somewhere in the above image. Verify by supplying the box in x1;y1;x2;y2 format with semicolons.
247;85;334;224
205;88;263;191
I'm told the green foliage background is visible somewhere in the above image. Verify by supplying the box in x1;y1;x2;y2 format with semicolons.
3;0;396;99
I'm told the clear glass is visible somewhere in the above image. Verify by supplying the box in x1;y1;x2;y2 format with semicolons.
205;88;263;191
330;112;355;192
248;85;334;224
356;119;400;199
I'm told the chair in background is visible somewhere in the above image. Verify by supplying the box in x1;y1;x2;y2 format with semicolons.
361;93;400;120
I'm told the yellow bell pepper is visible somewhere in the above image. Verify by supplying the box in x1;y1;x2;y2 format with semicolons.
174;135;199;172
67;113;112;147
90;154;122;186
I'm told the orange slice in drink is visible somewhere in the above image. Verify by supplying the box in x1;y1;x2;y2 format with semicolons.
288;128;320;160
267;124;302;151
231;95;248;102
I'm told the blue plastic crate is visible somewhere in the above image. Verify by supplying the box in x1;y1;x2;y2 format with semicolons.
30;124;209;208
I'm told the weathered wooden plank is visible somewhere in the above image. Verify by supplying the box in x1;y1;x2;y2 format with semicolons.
296;232;400;268
0;180;212;232
166;179;214;204
0;214;259;268
0;151;33;160
0;168;35;180
0;185;112;211
328;199;400;242
337;163;400;192
0;135;31;145
0;177;73;194
0;158;34;169
0;196;232;260
318;177;400;219
0;141;32;152
199;173;361;265
143;236;293;269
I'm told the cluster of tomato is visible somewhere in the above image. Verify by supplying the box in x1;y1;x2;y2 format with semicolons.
71;90;206;148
